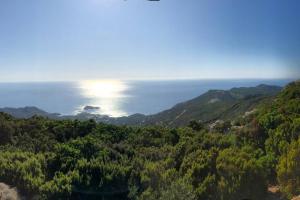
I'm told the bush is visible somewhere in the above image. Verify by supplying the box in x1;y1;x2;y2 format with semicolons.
277;138;300;199
216;147;268;200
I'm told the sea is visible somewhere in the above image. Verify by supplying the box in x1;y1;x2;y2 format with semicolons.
0;79;292;117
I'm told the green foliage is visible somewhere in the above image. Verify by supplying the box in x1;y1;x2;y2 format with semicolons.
158;179;197;200
40;172;73;199
216;146;268;200
0;151;46;196
188;120;205;131
277;138;300;199
180;148;218;199
0;113;272;199
0;113;15;145
259;81;300;158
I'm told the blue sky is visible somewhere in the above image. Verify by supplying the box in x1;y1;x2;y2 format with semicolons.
0;0;299;81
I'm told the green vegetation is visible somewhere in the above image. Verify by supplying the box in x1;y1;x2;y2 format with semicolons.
131;84;282;126
0;81;299;199
277;138;300;199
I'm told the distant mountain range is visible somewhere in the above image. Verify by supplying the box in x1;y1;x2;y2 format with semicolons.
0;106;61;119
0;84;282;127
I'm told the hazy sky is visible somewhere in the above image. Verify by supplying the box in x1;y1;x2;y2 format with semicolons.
0;0;299;81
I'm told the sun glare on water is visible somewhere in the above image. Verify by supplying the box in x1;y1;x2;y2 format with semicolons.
78;80;130;117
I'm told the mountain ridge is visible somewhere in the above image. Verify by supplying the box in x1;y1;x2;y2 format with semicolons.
0;84;283;127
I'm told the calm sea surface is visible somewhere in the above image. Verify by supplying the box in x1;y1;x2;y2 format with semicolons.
0;79;292;117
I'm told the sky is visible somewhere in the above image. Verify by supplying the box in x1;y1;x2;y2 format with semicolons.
0;0;299;82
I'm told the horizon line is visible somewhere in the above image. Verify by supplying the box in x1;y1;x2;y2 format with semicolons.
0;77;296;83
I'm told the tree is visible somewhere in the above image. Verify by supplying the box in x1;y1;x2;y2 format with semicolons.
188;120;204;131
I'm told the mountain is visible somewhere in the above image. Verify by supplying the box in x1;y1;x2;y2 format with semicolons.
0;106;60;119
109;84;282;126
0;84;282;127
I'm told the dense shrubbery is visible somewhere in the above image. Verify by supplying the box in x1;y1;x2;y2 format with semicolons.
277;138;300;199
0;81;299;199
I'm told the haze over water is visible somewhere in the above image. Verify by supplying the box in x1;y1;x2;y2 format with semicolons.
0;79;292;117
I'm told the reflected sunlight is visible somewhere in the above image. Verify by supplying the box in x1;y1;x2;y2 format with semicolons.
78;80;129;117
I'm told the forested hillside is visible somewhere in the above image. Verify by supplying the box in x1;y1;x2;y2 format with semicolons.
0;81;299;200
135;84;282;126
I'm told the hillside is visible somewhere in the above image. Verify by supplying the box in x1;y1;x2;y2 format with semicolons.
0;106;60;119
109;84;282;126
0;81;298;200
